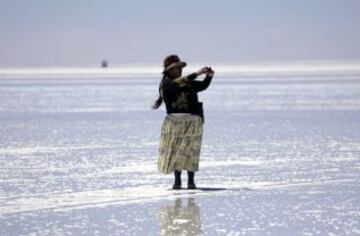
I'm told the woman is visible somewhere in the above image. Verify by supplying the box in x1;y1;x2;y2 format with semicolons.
153;54;214;189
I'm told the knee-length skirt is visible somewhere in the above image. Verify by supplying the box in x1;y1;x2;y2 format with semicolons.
158;114;203;174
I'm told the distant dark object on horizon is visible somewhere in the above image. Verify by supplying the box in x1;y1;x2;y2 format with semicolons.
101;60;108;68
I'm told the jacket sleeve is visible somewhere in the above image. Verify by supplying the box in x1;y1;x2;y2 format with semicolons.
191;75;213;92
162;73;198;94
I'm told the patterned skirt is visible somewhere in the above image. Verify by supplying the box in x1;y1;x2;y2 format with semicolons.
158;114;203;174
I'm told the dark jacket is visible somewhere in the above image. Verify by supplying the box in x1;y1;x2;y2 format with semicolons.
161;73;213;122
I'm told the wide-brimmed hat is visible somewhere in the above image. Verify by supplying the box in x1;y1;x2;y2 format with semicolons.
163;54;187;72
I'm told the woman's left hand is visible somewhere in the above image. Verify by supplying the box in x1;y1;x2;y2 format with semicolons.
206;67;215;77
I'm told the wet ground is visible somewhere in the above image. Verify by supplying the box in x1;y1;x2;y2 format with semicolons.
1;75;360;235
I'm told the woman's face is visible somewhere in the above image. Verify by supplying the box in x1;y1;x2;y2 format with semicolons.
167;66;183;79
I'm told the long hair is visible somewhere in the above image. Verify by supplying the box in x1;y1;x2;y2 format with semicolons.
152;72;167;109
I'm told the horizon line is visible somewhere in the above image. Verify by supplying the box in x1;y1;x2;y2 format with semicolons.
1;60;360;79
1;59;360;69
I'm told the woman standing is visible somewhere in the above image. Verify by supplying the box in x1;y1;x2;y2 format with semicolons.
153;54;214;189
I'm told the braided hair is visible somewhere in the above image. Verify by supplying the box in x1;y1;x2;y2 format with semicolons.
152;54;181;109
152;72;167;109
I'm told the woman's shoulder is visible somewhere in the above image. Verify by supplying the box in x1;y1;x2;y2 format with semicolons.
173;76;190;86
163;76;189;87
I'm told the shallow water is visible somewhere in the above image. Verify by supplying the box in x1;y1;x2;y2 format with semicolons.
1;75;360;235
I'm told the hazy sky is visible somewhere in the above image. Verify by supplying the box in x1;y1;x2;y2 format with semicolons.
1;0;360;67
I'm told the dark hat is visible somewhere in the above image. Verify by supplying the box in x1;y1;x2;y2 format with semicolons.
163;54;187;72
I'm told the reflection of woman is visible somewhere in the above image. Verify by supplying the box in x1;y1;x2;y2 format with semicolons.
158;197;202;235
153;54;214;189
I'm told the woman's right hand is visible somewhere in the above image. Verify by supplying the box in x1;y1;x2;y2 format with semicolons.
196;67;209;76
197;67;214;76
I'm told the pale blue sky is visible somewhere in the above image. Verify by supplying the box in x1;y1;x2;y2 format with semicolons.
0;0;360;67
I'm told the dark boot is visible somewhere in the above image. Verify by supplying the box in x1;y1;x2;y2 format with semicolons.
187;171;197;189
173;170;182;189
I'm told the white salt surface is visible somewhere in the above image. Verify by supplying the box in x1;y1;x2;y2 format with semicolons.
1;63;360;235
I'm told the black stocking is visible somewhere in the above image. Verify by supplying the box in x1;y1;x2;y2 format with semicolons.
174;170;182;185
187;171;195;185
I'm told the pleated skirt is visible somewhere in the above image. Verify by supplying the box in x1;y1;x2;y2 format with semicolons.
158;114;203;174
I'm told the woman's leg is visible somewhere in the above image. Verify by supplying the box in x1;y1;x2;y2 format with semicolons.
173;169;182;189
187;171;196;189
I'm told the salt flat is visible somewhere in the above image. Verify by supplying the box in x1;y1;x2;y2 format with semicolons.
1;65;360;235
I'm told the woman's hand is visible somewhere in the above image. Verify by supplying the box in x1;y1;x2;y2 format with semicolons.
196;67;208;76
206;67;215;77
196;67;214;76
